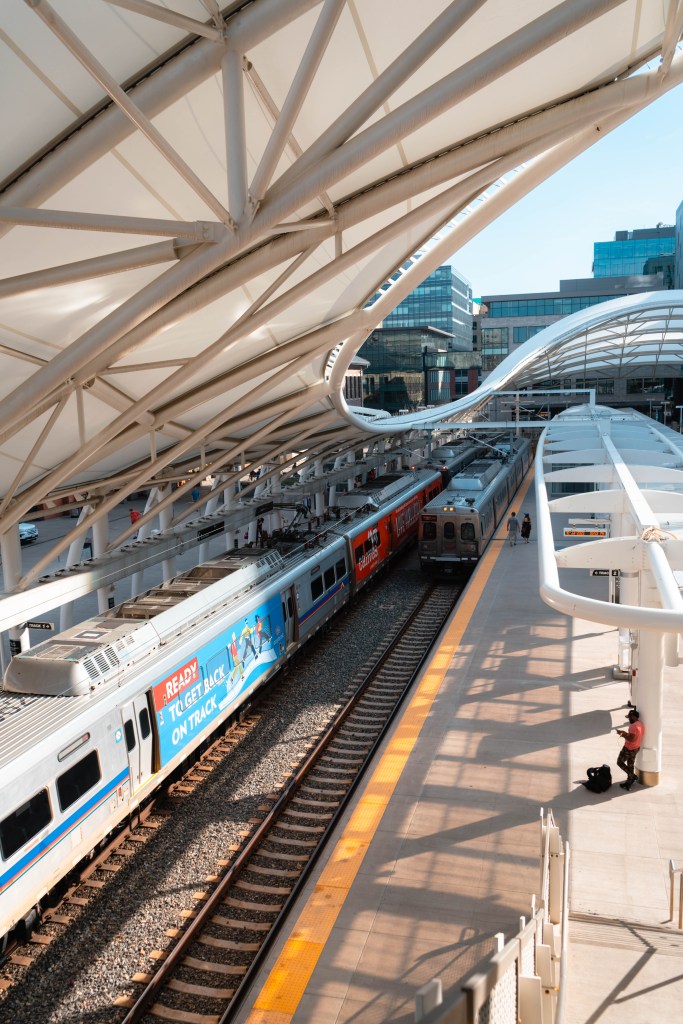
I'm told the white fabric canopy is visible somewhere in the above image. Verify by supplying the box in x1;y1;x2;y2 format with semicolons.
1;0;682;545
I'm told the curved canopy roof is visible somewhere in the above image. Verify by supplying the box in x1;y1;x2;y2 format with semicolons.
1;0;682;550
393;291;683;428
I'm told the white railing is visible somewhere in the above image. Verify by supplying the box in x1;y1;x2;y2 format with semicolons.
415;808;570;1024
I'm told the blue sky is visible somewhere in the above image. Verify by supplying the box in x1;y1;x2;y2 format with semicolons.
451;83;683;299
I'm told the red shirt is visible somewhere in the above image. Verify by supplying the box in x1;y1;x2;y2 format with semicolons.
624;720;643;750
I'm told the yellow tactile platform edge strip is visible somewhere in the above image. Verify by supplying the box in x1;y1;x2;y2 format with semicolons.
246;469;536;1024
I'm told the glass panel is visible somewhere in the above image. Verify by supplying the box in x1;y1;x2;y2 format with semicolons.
0;789;52;860
56;750;101;812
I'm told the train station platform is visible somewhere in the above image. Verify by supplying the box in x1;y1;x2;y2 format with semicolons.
236;470;683;1024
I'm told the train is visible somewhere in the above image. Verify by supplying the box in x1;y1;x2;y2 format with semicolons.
418;437;533;571
0;441;487;948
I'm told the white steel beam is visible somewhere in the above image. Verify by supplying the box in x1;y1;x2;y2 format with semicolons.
0;240;187;298
27;0;237;230
270;0;486;190
223;47;248;222
249;0;346;208
244;60;335;217
0;208;222;239
262;0;628;217
103;0;224;41
658;0;683;79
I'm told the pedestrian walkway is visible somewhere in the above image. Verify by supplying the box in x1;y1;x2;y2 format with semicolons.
238;474;683;1024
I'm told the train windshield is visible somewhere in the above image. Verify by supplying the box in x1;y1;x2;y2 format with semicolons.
461;522;476;541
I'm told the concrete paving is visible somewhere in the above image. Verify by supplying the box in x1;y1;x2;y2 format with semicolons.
238;483;683;1024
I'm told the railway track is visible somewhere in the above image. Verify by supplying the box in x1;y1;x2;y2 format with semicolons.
0;715;262;982
116;580;462;1024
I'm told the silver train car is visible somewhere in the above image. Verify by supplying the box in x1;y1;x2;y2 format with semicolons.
0;449;480;947
418;437;533;570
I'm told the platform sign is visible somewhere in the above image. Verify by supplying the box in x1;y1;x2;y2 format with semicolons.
590;569;619;577
564;527;608;538
24;620;53;630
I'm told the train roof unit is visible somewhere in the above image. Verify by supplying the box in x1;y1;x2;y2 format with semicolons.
336;470;427;510
3;550;284;698
432;458;505;511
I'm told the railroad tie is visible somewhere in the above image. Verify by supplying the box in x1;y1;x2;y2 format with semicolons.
198;935;261;952
211;915;270;930
225;896;283;913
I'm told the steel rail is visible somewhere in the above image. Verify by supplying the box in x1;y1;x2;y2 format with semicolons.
120;580;462;1023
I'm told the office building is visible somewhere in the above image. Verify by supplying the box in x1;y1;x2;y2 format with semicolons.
359;327;481;414
593;224;675;282
373;264;473;350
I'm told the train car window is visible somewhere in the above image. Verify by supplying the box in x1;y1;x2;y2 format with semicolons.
324;567;335;590
139;707;151;741
461;522;476;541
335;557;346;579
0;789;52;860
282;600;287;621
311;576;324;600
56;750;101;812
287;595;294;617
422;522;436;540
355;544;363;564
444;522;455;540
124;719;136;752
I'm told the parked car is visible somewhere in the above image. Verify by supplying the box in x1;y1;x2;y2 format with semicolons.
18;522;38;544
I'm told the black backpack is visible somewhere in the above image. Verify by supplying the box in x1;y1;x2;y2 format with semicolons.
583;764;612;793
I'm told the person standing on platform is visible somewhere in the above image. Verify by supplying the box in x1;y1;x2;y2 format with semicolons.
506;511;520;546
521;512;532;544
616;709;644;790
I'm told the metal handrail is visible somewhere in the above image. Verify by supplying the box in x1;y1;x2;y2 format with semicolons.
669;860;683;928
555;840;571;1024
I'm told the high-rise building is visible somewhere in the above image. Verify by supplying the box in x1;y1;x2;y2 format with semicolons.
592;224;675;282
676;201;683;289
373;264;473;350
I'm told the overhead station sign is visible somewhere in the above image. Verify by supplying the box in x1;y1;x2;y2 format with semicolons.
564;518;610;539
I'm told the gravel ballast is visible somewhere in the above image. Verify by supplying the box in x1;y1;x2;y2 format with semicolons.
0;561;429;1024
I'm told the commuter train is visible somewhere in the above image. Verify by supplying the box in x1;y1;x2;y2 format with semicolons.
418;437;533;571
0;443;486;948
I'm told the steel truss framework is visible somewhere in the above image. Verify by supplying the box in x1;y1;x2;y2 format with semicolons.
1;0;683;595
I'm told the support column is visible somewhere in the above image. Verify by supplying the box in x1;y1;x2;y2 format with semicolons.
157;485;175;580
223;483;236;551
223;49;247;223
92;514;114;613
636;628;664;787
346;450;356;492
199;491;222;562
314;458;325;519
1;528;29;659
271;462;283;533
617;570;639;701
248;482;266;544
378;439;386;476
60;504;93;631
130;490;158;597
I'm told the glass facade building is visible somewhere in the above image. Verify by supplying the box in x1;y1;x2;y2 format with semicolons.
593;226;675;280
358;328;481;413
373;264;473;350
